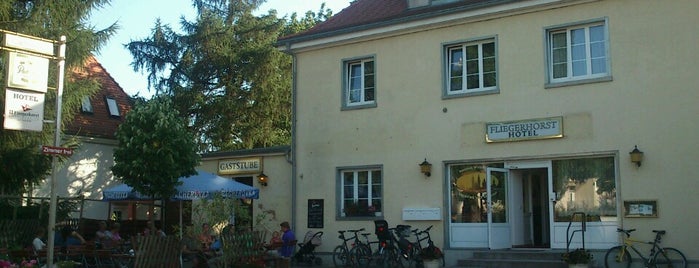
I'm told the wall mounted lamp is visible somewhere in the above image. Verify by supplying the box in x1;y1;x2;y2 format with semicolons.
419;158;432;177
629;145;644;167
258;172;269;186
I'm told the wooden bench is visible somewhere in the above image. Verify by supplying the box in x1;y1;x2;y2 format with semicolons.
133;235;180;268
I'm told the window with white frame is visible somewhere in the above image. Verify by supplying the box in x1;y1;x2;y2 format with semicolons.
547;20;609;83
446;38;497;96
343;57;375;109
339;167;382;218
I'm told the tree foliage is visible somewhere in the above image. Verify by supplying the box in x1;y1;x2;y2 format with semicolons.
127;0;332;151
0;0;117;195
111;97;200;200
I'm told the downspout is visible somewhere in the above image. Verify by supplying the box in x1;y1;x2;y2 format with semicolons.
284;42;299;231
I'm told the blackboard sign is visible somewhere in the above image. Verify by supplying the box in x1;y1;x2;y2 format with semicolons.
307;199;324;228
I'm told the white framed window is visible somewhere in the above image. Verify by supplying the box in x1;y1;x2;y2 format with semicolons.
342;57;376;109
338;167;382;219
445;38;498;97
81;96;93;113
105;96;120;117
547;20;610;84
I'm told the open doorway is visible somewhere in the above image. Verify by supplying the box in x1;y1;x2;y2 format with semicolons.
510;168;550;248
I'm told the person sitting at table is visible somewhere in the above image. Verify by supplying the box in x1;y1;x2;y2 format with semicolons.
109;222;122;241
95;221;110;248
55;226;86;248
143;221;166;237
182;226;207;268
198;223;214;250
32;227;46;251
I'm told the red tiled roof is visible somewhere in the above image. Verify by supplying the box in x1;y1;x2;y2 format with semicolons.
279;0;493;43
64;56;132;139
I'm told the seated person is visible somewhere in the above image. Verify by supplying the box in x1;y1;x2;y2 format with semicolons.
143;221;166;237
95;221;110;248
198;223;214;250
32;227;46;251
55;226;86;248
182;226;207;268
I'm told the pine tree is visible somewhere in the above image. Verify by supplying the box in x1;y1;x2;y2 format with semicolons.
127;0;331;151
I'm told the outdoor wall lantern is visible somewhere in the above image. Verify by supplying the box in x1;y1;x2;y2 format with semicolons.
258;172;269;186
419;158;432;177
629;145;644;167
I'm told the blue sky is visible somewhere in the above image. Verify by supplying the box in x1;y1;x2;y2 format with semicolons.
89;0;352;97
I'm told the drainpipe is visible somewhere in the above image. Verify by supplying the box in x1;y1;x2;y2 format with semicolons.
283;42;299;231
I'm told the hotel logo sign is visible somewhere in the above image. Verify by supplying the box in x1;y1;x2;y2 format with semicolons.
486;117;563;143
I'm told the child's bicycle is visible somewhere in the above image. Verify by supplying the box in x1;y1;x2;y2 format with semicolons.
604;228;686;268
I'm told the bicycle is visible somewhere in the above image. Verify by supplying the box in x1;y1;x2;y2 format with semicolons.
333;228;365;267
604;228;686;268
410;225;444;268
365;220;406;268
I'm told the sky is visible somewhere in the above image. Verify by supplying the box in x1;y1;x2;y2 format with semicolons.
89;0;352;97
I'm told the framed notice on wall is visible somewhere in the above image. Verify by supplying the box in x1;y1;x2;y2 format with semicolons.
307;199;324;228
624;200;658;218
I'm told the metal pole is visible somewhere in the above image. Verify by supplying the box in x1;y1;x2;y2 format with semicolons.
46;35;66;268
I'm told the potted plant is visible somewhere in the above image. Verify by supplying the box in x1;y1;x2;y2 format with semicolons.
419;245;443;268
562;248;592;268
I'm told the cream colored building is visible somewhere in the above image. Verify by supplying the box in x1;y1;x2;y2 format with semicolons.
278;0;699;264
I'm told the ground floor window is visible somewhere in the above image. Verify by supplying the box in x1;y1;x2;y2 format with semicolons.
552;156;617;222
338;166;383;219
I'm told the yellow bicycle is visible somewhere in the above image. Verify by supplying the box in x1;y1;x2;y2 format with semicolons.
604;228;686;268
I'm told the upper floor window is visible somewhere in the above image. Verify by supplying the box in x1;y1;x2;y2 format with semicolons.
342;57;376;110
547;20;610;84
81;96;93;114
105;96;120;117
338;166;383;219
445;38;498;97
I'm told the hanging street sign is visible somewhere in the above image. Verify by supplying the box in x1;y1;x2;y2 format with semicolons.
2;32;54;55
41;145;73;156
3;88;45;132
6;51;49;93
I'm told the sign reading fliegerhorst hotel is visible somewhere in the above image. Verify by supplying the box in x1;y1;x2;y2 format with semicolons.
218;157;262;174
486;117;563;143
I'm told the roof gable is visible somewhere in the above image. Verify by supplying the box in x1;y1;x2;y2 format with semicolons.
64;56;133;139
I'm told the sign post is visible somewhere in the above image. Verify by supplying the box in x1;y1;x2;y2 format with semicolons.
2;30;65;268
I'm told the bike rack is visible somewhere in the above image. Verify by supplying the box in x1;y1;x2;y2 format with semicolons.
565;211;587;252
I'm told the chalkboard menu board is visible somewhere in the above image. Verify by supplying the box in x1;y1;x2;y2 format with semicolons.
307;199;324;229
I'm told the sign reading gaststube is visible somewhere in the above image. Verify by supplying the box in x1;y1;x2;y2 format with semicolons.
486;117;563;143
218;157;262;174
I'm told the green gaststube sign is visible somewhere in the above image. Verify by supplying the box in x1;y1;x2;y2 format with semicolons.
486;116;563;143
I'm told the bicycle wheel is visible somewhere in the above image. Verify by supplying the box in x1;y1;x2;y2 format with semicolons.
333;245;351;267
351;244;372;266
604;246;631;268
653;247;687;268
382;246;404;268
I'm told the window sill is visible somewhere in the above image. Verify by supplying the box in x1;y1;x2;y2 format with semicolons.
545;75;613;89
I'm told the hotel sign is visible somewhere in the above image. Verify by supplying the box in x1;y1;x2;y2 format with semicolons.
486;117;563;143
218;157;262;175
3;88;45;132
